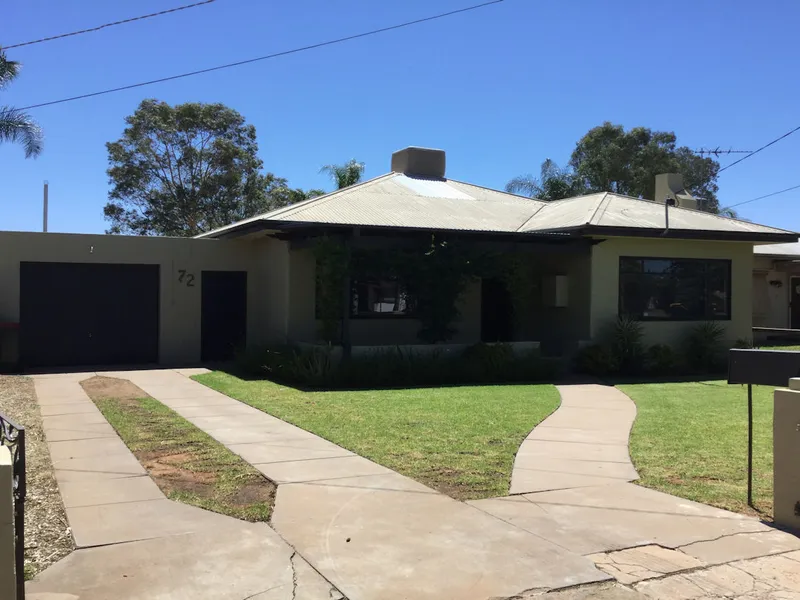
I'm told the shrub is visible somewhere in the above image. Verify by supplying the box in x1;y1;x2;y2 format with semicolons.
606;315;644;374
514;349;564;381
644;344;679;376
460;343;515;382
682;322;726;373
575;344;619;377
238;342;562;388
732;338;754;349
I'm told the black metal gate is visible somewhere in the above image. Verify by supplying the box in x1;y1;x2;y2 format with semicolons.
0;412;25;600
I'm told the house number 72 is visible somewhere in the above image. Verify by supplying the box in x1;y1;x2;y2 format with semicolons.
177;270;196;287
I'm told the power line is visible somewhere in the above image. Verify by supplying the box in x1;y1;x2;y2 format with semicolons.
19;0;504;111
724;183;800;209
718;125;800;172
3;0;218;50
694;147;753;156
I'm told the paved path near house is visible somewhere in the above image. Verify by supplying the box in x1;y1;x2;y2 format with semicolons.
25;372;341;600
510;383;639;494
113;369;609;600
28;371;800;600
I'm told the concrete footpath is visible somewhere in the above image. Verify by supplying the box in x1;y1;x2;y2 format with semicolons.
26;371;800;600
116;369;609;600
25;372;342;600
510;384;639;494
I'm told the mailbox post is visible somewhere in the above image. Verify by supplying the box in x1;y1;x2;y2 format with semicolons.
728;349;800;507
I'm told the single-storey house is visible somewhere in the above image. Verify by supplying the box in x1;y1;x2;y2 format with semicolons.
753;241;800;339
0;147;796;369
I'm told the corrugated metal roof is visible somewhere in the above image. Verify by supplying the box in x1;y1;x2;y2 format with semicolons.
197;173;797;241
523;192;790;235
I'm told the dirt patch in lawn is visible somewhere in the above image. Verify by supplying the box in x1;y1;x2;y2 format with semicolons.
80;376;148;401
0;375;74;580
81;376;275;522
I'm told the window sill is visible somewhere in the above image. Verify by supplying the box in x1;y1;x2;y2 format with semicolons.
626;316;732;322
349;313;418;320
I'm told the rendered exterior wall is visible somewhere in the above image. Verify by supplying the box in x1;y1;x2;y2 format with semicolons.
0;231;288;365
751;254;800;331
589;237;754;346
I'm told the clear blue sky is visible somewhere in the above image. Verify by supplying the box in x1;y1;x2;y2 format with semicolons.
2;0;798;234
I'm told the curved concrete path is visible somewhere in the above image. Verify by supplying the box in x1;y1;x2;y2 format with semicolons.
510;384;639;494
113;369;607;600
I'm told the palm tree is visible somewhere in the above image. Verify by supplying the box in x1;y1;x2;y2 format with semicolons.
320;159;364;190
506;159;586;201
0;50;43;158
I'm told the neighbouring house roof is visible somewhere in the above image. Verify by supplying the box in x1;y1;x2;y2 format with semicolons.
754;241;800;258
198;171;798;243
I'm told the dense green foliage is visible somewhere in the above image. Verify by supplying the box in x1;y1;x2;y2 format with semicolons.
238;343;563;389
104;99;323;236
508;122;727;214
0;50;43;158
576;319;731;377
196;370;560;499
314;235;540;344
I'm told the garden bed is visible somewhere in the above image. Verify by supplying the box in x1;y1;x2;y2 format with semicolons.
0;375;73;580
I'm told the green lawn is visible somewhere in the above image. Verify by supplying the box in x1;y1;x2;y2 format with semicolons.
619;381;773;518
90;391;275;521
194;372;560;500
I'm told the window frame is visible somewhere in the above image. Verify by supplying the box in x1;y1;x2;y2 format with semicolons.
617;256;732;322
349;278;417;319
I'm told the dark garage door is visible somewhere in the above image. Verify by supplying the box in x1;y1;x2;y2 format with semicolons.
201;271;247;362
20;262;160;368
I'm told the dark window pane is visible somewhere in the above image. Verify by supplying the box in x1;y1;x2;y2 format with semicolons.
619;257;731;321
350;278;414;316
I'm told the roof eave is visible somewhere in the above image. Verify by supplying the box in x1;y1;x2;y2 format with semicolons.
567;225;798;243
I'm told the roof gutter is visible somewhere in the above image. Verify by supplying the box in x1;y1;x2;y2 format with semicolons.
530;224;799;243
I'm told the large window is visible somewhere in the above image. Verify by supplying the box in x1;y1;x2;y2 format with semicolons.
351;279;415;317
619;257;731;321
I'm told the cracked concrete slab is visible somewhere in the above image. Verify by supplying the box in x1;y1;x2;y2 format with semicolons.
521;581;648;599
679;530;800;565
271;475;608;600
634;553;800;599
28;523;339;600
588;545;704;584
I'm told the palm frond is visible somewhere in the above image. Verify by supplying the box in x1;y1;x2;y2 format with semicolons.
505;175;540;197
320;159;365;189
0;107;44;157
0;50;21;89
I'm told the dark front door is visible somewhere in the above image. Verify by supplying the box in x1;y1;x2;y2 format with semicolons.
201;271;247;362
20;262;160;368
481;277;514;342
791;277;800;330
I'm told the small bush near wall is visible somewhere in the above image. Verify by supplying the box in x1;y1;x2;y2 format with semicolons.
575;319;732;378
237;343;563;389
